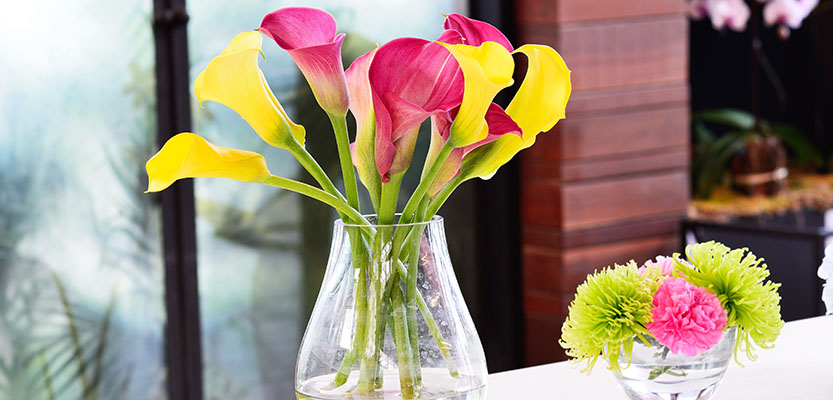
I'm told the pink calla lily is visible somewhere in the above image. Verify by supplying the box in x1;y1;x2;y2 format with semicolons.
369;38;463;182
367;15;519;183
424;103;521;196
259;7;350;116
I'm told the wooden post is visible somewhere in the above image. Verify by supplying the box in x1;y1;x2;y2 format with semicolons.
514;0;691;365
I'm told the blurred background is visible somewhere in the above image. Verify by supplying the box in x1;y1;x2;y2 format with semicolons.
0;0;830;399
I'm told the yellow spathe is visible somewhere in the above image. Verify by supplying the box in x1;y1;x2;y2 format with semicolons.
461;44;571;180
506;44;571;147
146;133;271;192
194;31;306;148
439;41;514;148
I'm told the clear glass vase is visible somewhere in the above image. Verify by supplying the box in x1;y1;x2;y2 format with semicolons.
295;216;487;400
613;327;737;400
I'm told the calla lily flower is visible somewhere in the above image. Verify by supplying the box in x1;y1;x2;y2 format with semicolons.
259;7;350;117
146;133;271;192
437;41;514;148
369;38;463;181
460;44;571;180
435;15;571;182
424;103;521;196
194;31;306;149
346;48;381;207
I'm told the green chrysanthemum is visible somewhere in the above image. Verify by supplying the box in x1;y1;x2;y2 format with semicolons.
559;261;661;373
675;241;784;362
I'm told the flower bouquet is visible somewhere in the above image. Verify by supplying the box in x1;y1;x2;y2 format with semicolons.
560;241;784;400
145;7;571;399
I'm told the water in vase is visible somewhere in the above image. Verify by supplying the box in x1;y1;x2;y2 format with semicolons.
613;328;736;400
296;368;486;400
616;358;730;400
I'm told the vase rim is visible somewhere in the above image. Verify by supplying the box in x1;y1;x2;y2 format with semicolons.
335;213;444;228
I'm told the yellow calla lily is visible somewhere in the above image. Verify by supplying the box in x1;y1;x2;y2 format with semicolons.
146;133;271;192
194;31;306;149
506;44;571;148
438;41;514;148
460;44;571;180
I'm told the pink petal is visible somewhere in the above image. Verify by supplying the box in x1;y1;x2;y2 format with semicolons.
369;37;463;179
646;278;728;356
461;103;522;156
260;7;349;115
426;103;521;195
346;49;376;126
437;28;464;45
346;48;380;190
442;14;513;51
259;7;337;50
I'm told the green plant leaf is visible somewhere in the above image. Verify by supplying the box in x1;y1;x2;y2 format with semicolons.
693;131;751;198
694;109;756;131
693;122;715;145
770;123;822;167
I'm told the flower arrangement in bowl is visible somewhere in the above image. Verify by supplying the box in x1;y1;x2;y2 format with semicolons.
560;241;784;400
144;6;571;400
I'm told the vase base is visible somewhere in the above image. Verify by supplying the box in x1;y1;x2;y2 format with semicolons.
296;368;486;400
618;370;726;400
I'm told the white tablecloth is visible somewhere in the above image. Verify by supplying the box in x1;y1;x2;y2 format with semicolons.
488;316;833;399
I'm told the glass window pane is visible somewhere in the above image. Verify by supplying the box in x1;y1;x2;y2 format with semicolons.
187;1;467;397
0;2;166;399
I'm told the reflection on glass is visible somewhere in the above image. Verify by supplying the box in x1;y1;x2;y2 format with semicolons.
0;1;166;399
188;1;466;397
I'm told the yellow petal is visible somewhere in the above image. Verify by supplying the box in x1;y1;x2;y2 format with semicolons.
461;45;571;180
438;41;514;148
506;44;571;147
146;133;271;192
194;31;306;149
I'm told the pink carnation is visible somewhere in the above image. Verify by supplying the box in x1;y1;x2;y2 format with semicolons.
639;256;675;277
646;278;728;357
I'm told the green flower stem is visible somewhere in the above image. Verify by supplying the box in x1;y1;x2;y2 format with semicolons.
286;140;342;199
286;132;374;389
374;297;390;389
355;173;403;390
358;231;386;393
372;239;419;396
405;198;430;385
328;113;361;211
261;175;372;235
380;174;403;225
333;244;369;387
390;276;418;399
426;174;464;220
286;140;358;221
392;260;459;377
399;141;454;225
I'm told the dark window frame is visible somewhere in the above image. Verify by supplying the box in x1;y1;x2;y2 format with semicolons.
152;1;203;399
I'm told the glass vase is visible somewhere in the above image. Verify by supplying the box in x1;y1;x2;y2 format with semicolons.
613;327;737;400
295;216;487;400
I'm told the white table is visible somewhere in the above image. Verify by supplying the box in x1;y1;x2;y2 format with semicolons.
489;316;833;399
